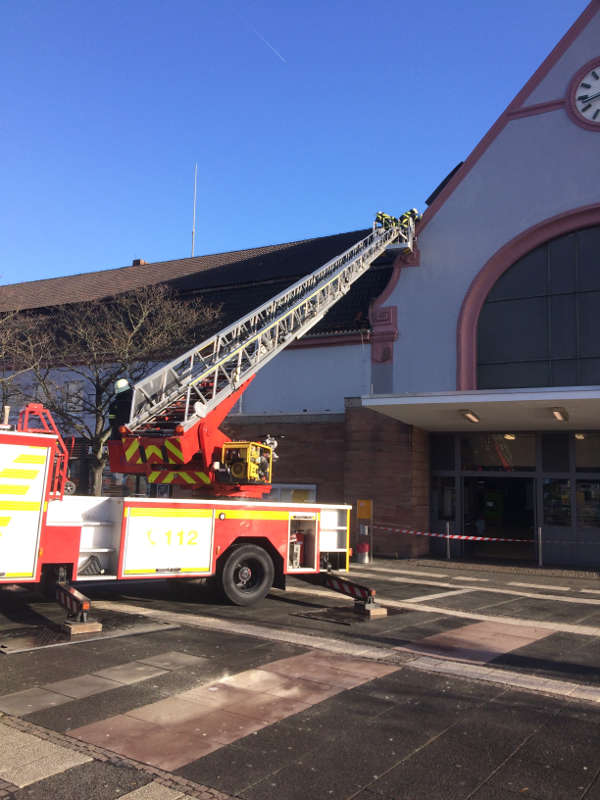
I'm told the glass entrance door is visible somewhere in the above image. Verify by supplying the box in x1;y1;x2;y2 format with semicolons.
462;476;536;562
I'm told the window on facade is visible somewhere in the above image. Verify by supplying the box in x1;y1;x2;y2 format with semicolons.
542;434;569;472
575;433;600;473
576;480;600;528
431;476;455;522
477;225;600;389
62;380;85;413
543;479;571;526
430;435;455;471
461;433;535;472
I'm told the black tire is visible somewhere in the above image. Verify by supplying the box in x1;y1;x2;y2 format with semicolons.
219;544;274;606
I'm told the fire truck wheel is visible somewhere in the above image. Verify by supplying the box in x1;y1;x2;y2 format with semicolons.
219;544;274;606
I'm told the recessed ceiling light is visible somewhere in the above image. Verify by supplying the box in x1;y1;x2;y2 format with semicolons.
460;409;480;423
504;433;516;440
551;407;569;422
575;433;586;440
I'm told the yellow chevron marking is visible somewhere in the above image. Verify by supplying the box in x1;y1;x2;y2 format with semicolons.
0;517;10;527
0;469;38;479
216;509;290;521
0;485;29;495
14;454;46;464
146;470;211;485
125;439;140;461
165;440;184;462
144;445;163;460
128;508;212;518
0;501;41;511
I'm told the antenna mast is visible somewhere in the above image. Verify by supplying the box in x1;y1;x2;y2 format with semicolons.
191;162;198;257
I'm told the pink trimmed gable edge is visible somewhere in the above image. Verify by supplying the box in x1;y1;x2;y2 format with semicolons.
456;204;600;390
419;1;600;235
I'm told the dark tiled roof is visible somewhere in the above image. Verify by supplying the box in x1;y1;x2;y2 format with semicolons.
1;229;394;335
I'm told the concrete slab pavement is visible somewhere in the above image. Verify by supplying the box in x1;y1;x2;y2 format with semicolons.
3;559;600;798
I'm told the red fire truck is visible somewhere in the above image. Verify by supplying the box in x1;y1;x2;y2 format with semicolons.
0;218;415;612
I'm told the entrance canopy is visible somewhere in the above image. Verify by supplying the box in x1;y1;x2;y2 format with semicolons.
361;387;600;432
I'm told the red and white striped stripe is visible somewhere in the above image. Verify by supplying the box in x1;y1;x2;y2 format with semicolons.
374;523;530;544
322;574;375;601
55;583;91;617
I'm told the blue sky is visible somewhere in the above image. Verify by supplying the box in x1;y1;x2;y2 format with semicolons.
0;0;590;286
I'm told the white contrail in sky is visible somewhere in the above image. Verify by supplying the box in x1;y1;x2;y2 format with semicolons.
249;24;287;63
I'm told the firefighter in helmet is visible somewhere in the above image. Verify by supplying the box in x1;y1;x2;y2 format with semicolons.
375;211;393;229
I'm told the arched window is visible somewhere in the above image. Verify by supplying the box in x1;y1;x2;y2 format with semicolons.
477;225;600;389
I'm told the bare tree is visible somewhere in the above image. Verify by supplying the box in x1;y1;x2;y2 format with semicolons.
20;285;220;495
0;309;51;414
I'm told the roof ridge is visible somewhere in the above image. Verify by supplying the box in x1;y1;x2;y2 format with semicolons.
0;228;369;293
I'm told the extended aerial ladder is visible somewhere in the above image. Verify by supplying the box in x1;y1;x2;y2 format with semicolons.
108;219;416;494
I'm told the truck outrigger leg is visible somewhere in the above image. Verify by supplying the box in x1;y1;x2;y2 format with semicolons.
55;582;102;636
297;572;387;618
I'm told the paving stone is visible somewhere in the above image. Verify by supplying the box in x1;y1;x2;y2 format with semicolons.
26;681;168;733
260;654;365;688
570;685;600;702
4;748;92;788
239;751;367;800
126;696;216;725
518;716;600;776
176;742;294;796
485;756;591;799
117;782;187;800
93;661;169;685
0;736;64;772
217;669;340;706
137;651;210;670
179;682;256;709
584;774;600;800
410;620;550;664
70;712;155;750
0;687;70;716
367;733;499;800
292;652;400;680
0;725;34;750
115;711;262;771
470;782;545;799
42;674;122;699
236;718;335;762
11;759;151;800
227;691;311;725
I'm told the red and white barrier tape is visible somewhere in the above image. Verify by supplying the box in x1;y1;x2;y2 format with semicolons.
374;523;530;544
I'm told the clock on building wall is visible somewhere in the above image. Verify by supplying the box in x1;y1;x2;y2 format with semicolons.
567;58;600;130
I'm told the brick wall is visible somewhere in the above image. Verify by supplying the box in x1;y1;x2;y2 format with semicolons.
343;401;429;558
224;414;346;503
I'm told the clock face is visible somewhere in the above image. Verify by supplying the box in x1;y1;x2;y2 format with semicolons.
573;64;600;124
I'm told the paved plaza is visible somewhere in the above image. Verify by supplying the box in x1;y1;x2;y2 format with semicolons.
2;559;600;799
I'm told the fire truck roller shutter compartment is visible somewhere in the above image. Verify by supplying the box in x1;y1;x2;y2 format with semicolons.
121;503;214;578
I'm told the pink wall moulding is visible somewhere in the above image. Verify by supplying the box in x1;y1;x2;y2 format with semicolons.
370;306;398;364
